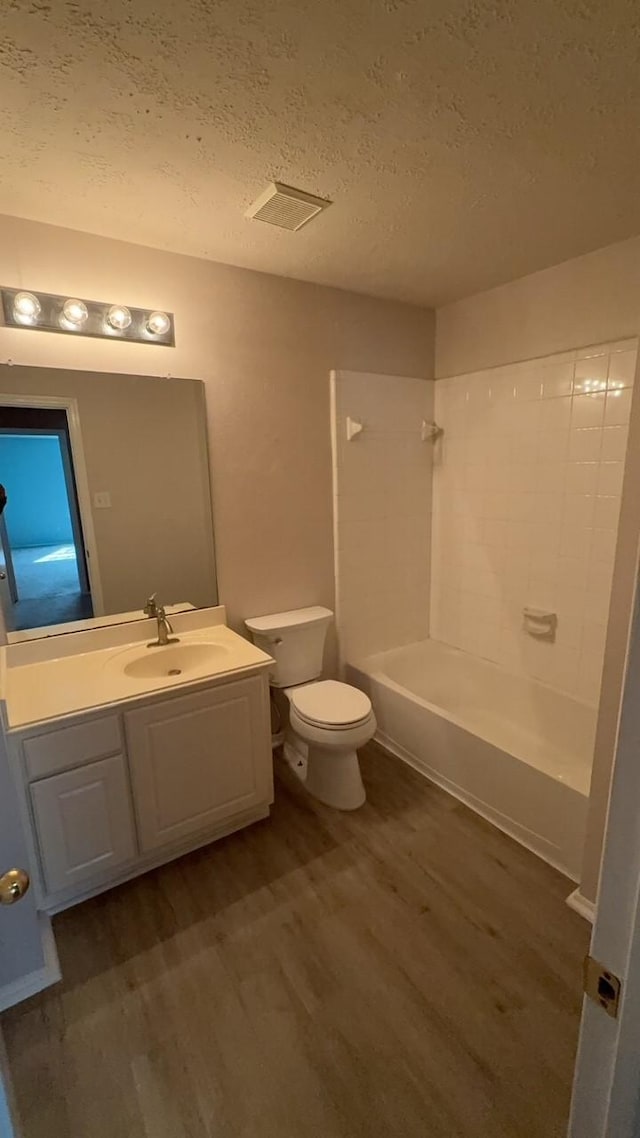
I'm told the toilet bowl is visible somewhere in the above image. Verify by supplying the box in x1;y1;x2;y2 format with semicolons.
244;607;375;810
284;680;376;810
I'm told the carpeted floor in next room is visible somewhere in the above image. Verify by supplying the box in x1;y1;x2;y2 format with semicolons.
9;544;92;629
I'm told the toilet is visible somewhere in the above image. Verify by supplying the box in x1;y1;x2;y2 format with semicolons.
245;606;376;810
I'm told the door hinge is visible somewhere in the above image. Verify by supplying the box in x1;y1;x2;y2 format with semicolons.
584;955;622;1018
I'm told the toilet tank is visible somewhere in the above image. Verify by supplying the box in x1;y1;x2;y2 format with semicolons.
245;606;333;687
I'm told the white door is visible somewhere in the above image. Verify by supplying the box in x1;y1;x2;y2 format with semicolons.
569;581;640;1136
0;727;58;1013
126;678;272;852
0;609;54;1138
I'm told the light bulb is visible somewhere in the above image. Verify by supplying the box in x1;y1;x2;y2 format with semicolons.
62;298;88;326
13;291;41;321
107;304;132;331
146;310;170;335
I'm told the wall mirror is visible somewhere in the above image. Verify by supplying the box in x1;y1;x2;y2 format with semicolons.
0;364;217;640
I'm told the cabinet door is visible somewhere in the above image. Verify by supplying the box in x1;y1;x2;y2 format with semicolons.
30;754;137;896
125;677;273;853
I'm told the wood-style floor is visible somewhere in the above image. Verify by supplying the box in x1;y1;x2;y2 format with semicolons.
2;743;590;1138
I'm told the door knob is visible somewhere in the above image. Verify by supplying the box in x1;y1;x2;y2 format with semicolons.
0;868;30;904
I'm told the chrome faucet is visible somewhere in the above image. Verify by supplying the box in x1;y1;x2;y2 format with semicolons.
144;594;179;647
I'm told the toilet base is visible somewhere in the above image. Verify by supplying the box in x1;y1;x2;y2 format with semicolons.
284;735;366;811
283;739;308;782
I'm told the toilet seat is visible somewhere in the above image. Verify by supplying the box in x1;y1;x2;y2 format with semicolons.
288;680;372;730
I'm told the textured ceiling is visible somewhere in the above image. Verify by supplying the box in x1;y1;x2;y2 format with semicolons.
1;0;640;305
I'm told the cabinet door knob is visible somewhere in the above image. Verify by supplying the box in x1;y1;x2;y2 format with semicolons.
0;868;30;904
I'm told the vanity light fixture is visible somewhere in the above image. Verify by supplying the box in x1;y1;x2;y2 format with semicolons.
107;304;132;331
13;291;42;322
62;298;89;327
0;287;175;346
146;310;171;336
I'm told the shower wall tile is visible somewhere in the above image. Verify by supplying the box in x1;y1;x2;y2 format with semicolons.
431;339;637;705
332;370;434;661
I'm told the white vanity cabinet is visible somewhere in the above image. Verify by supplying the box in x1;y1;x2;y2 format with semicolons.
12;667;273;913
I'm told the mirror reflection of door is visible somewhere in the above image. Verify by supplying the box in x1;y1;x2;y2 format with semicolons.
0;407;93;632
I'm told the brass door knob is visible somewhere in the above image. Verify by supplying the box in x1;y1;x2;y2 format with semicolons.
0;868;30;904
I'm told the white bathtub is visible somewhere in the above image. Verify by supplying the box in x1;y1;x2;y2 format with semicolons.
348;639;596;880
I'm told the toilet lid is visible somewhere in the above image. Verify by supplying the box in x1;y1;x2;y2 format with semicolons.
290;680;372;727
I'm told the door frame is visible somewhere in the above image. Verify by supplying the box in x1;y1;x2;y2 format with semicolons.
0;1027;20;1138
0;516;18;605
0;393;104;615
54;426;90;594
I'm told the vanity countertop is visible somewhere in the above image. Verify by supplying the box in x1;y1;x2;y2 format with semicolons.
2;621;273;730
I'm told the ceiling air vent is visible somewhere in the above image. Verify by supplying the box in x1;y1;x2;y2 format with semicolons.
245;182;332;231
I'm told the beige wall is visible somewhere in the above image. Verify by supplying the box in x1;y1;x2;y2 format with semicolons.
436;235;640;378
0;216;434;652
0;365;216;616
436;235;640;907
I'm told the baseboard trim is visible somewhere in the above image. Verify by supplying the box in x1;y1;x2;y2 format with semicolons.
0;914;61;1012
566;887;596;924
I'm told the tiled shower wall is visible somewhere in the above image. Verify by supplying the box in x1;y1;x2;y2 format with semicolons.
431;339;637;704
332;370;434;661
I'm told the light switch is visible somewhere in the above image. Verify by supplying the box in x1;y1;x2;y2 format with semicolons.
93;491;112;509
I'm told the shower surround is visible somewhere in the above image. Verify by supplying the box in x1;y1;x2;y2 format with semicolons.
330;370;434;662
430;339;636;705
334;342;636;877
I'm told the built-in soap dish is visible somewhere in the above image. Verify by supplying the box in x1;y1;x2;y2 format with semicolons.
523;607;558;641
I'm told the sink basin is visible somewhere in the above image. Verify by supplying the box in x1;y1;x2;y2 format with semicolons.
121;642;228;680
